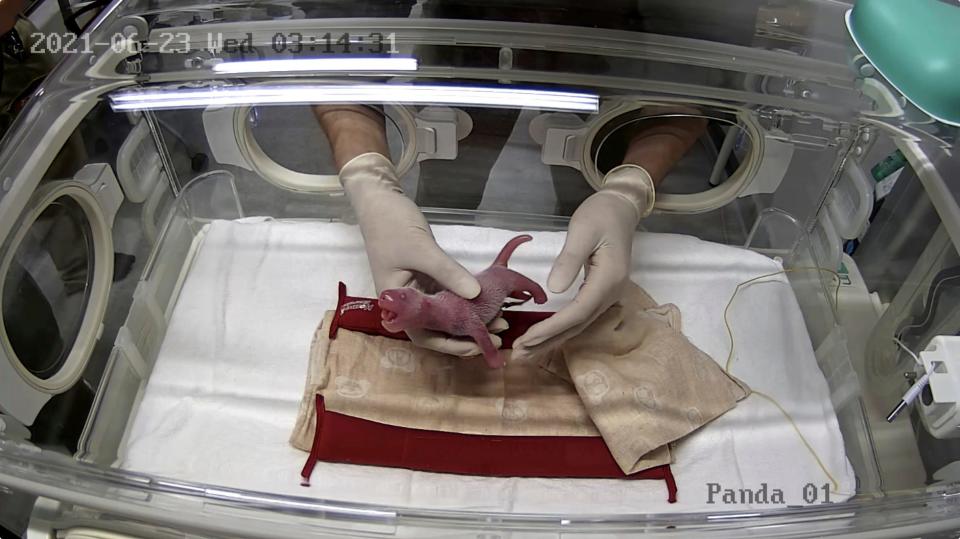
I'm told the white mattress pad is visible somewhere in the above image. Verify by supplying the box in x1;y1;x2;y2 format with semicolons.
119;218;855;513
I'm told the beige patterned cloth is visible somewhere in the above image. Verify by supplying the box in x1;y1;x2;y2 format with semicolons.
552;285;750;474
291;283;748;475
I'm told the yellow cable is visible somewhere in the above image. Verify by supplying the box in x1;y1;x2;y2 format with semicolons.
751;389;840;491
723;266;842;492
724;267;840;372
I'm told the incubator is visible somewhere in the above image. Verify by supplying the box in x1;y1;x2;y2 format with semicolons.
0;0;958;536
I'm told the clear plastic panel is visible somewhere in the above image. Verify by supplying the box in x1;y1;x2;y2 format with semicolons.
1;1;959;536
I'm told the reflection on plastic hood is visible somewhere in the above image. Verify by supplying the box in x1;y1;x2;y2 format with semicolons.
211;57;419;74
109;84;600;112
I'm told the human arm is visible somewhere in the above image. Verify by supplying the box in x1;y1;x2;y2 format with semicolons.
512;114;708;359
313;105;390;170
314;105;506;355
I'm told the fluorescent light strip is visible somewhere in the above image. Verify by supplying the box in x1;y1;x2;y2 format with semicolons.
110;85;596;102
211;57;418;74
109;84;599;112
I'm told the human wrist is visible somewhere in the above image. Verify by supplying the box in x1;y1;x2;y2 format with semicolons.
339;152;402;194
339;153;413;239
599;164;655;221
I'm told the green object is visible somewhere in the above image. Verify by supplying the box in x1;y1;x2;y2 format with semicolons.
870;149;907;181
846;0;960;127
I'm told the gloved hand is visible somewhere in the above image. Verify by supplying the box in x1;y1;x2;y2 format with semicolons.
340;152;506;355
512;164;655;360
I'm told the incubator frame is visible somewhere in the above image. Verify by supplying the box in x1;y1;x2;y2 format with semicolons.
0;5;958;537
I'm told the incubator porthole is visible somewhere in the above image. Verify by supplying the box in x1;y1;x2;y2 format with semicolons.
2;196;94;380
579;102;763;214
0;182;113;393
591;111;754;196
247;105;404;176
238;104;416;192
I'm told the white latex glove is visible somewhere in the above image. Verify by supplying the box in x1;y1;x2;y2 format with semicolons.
512;164;655;360
339;152;506;355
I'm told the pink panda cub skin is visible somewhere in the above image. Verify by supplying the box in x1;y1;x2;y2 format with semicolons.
378;234;547;368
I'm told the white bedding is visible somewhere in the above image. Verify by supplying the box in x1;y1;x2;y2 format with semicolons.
118;218;855;513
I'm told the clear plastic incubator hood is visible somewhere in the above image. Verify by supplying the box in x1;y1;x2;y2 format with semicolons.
0;1;958;537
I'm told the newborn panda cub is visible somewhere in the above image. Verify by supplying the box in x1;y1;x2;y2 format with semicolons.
378;234;547;368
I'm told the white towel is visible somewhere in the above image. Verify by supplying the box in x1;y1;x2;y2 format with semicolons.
118;218;855;512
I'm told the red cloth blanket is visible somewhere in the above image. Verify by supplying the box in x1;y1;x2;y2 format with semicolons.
300;282;678;503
